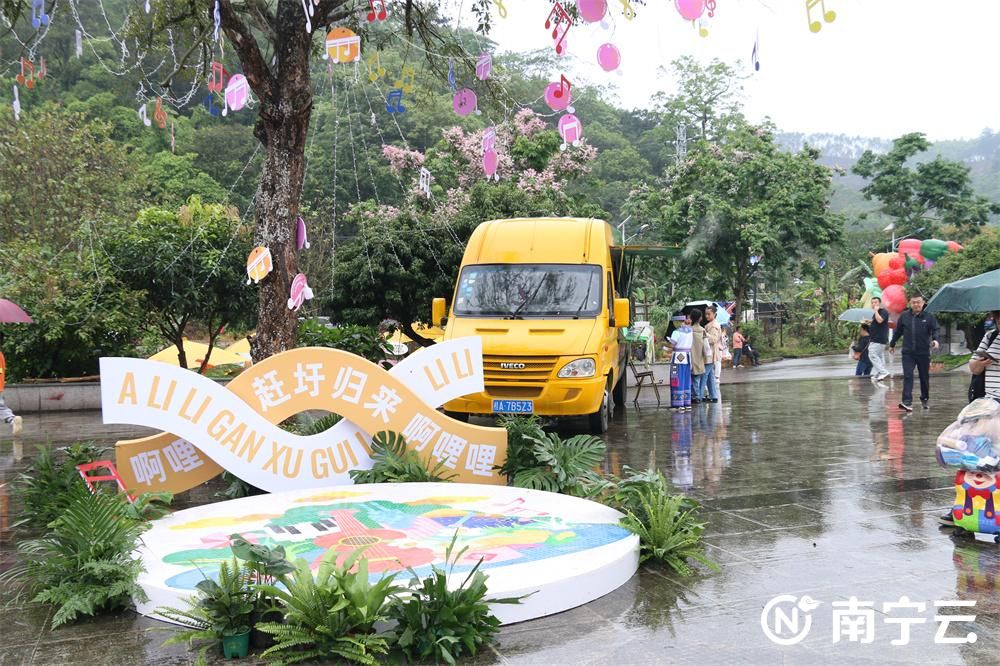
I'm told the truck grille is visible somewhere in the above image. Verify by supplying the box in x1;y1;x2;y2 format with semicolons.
483;355;557;385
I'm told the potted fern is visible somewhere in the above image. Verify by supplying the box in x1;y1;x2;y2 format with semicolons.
229;535;295;649
157;558;256;659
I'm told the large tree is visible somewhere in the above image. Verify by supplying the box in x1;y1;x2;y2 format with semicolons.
629;121;840;322
853;132;1000;237
1;0;498;362
106;197;256;371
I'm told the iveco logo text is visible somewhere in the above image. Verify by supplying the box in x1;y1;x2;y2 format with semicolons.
500;362;526;369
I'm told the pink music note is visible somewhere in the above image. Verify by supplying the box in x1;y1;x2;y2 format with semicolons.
544;3;572;55
553;74;571;100
38;57;46;80
367;0;387;22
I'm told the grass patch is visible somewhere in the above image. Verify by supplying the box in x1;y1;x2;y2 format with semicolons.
937;353;972;370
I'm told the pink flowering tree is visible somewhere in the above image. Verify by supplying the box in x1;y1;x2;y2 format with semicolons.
328;108;601;344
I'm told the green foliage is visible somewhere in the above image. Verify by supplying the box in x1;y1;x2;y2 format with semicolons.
910;227;1000;349
495;415;545;482
104;197;256;371
230;535;296;587
618;481;715;576
349;431;457;484
214;471;265;501
157;559;255;659
387;535;523;665
297;319;388;363
124;491;174;522
11;443;107;529
0;240;146;381
853;132;1000;236
630;120;840;322
0;484;150;628
134;152;228;210
255;549;401;665
511;431;606;497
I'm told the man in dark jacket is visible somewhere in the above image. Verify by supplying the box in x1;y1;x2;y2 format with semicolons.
889;293;940;411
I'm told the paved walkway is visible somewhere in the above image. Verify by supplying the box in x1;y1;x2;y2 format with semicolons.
0;367;994;664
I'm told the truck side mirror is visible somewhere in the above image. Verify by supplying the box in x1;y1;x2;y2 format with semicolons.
432;298;447;328
612;298;630;328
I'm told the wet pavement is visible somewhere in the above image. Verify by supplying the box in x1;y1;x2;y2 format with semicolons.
1;364;996;664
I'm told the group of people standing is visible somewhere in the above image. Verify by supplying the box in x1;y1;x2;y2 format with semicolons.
663;305;757;410
853;293;941;411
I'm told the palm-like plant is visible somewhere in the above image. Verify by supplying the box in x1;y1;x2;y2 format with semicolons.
495;415;544;482
254;548;402;665
349;430;457;484
512;431;607;496
619;485;716;576
1;484;149;627
157;559;256;658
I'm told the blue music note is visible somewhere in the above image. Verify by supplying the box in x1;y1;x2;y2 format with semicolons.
385;88;406;114
203;93;220;117
752;34;760;71
31;0;50;29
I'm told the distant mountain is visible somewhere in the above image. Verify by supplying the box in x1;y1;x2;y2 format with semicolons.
776;130;1000;228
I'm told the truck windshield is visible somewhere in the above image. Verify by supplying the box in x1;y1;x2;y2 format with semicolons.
453;264;603;318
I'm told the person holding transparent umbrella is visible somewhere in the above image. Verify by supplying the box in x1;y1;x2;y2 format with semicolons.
0;298;34;435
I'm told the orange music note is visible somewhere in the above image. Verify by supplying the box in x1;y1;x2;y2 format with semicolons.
153;96;167;129
16;58;35;89
207;60;228;93
544;3;571;55
805;0;836;33
553;74;571;100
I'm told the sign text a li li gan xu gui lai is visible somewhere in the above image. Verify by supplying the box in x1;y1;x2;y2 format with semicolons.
101;341;506;494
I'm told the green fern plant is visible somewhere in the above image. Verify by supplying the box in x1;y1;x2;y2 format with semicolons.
0;484;149;627
495;415;545;482
254;548;401;665
619;484;717;576
349;431;457;484
387;534;523;665
512;431;607;496
12;442;108;529
157;559;256;659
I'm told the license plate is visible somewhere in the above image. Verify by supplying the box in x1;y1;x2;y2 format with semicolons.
492;399;533;414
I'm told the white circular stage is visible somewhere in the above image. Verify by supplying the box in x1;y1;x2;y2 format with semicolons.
136;483;639;625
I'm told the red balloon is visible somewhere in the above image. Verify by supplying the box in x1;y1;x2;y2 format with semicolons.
878;268;908;289
888;256;905;270
882;284;907;315
898;238;922;257
947;240;964;252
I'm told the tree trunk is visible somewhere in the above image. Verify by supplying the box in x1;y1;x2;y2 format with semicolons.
244;8;314;363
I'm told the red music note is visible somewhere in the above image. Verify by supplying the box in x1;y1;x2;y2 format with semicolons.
207;60;228;94
16;58;35;89
553;74;571;99
367;0;387;22
544;3;572;55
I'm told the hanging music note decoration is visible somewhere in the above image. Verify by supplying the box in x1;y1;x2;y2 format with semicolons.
385;88;406;114
448;58;457;92
419;168;432;198
619;0;636;20
12;85;21;122
476;52;493;81
544;3;572;55
16;58;36;89
153;97;167;129
752;32;761;71
805;0;836;33
31;0;50;29
493;0;508;19
366;52;386;82
394;66;416;94
367;0;388;22
138;103;152;127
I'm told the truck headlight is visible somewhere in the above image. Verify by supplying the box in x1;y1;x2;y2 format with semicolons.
558;358;597;378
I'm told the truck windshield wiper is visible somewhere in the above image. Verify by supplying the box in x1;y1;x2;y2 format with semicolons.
506;275;547;319
571;276;595;319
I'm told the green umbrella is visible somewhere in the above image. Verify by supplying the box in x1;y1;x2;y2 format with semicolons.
838;308;874;323
926;268;1000;313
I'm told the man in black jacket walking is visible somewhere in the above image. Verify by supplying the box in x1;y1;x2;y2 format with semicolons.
889;293;940;411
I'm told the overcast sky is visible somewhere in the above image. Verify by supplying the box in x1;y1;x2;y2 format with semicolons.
448;0;999;141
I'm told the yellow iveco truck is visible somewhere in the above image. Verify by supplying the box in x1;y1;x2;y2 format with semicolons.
431;218;632;434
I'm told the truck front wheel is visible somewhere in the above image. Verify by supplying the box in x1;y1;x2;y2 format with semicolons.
612;369;626;407
588;386;611;434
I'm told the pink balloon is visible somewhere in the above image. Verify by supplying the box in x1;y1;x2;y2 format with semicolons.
483;149;498;178
674;0;705;21
596;43;621;72
544;81;573;112
882;284;907;315
576;0;607;22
